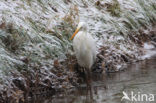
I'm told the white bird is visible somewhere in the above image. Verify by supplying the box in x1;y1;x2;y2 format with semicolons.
70;22;96;74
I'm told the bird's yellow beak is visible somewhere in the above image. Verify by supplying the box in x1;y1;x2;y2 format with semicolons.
70;27;80;40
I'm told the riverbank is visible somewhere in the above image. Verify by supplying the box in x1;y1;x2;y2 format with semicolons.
0;0;156;102
27;56;156;103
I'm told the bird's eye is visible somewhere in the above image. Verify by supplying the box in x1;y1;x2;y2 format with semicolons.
80;26;83;30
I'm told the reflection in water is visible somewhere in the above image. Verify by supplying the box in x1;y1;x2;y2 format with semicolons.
29;57;156;103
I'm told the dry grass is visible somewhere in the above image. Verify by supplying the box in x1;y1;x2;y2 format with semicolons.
62;5;79;28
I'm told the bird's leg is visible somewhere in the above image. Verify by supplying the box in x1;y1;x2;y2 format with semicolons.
88;69;93;100
84;68;88;85
87;68;92;86
85;68;93;101
84;68;89;87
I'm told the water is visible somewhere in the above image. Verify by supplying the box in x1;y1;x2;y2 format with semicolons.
29;56;156;103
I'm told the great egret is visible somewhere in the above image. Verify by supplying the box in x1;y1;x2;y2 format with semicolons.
70;22;96;76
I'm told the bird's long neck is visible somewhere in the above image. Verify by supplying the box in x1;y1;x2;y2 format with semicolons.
83;30;87;34
81;28;87;34
80;30;87;38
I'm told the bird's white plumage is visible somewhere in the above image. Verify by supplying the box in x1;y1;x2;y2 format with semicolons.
72;22;96;70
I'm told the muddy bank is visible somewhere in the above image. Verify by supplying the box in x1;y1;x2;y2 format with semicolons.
94;25;156;73
23;54;156;103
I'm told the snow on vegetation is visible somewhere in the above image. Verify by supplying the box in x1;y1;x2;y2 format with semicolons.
0;0;156;102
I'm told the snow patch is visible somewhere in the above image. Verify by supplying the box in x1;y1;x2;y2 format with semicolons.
140;49;156;60
144;43;155;50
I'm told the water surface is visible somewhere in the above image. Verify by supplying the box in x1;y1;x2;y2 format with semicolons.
30;56;156;103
